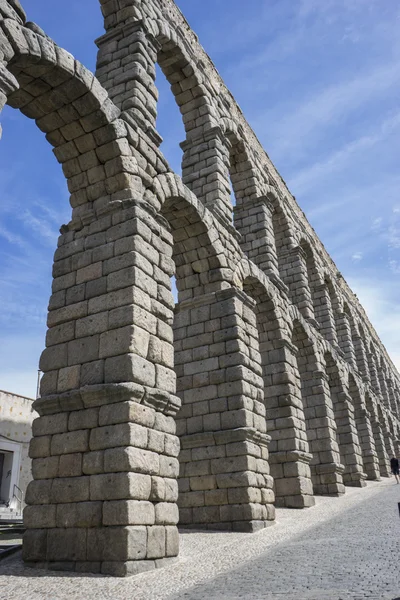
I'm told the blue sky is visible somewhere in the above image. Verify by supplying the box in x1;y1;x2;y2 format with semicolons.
1;0;399;398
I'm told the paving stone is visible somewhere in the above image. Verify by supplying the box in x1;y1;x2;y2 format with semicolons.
2;482;400;598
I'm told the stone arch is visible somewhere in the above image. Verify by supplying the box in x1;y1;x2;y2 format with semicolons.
224;125;264;207
144;181;276;532
287;238;319;322
0;17;146;403
225;124;281;278
368;342;382;398
355;322;369;380
13;15;274;569
390;417;400;457
378;357;391;411
241;279;314;509
324;352;366;487
377;403;395;462
241;276;283;346
338;302;357;368
387;376;400;418
271;197;296;280
12;0;400;577
95;10;240;225
348;374;380;480
0;19;134;226
394;383;400;417
315;274;339;347
96;12;215;139
365;393;390;477
232;255;284;306
291;321;344;496
152;173;233;301
388;416;397;448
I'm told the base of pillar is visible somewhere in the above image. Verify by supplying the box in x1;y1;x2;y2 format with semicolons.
362;457;381;481
343;471;367;487
180;519;276;533
366;473;381;481
345;480;367;488
179;501;276;531
344;476;367;488
270;451;314;509
379;469;391;478
25;557;179;577
275;494;315;509
311;461;345;496
313;483;346;496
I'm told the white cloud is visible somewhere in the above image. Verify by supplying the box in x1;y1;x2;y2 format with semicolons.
17;209;59;247
299;0;381;19
271;62;400;161
352;252;363;262
371;217;383;231
0;226;28;249
289;111;400;195
389;260;400;274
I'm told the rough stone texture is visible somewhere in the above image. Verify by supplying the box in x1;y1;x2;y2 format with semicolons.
0;0;399;577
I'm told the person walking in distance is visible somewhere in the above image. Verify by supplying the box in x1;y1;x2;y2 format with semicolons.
390;456;400;483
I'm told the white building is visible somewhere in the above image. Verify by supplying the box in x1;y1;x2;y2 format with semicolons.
0;390;36;520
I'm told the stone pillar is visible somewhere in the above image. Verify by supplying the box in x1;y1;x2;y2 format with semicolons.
378;373;391;411
280;246;315;322
234;197;281;281
353;335;369;381
367;353;382;398
353;405;380;480
370;419;391;477
336;312;356;368
181;127;233;227
24;200;183;576
95;20;161;145
387;380;399;417
174;288;275;532
300;370;345;496
326;371;366;488
380;411;396;462
394;438;400;458
265;340;314;509
333;391;366;486
314;284;338;347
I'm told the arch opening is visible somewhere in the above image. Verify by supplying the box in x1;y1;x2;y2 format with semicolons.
315;276;338;347
160;195;275;531
377;403;395;463
241;283;315;509
324;352;365;487
365;393;391;478
154;64;186;177
291;322;344;496
339;303;357;368
348;374;380;481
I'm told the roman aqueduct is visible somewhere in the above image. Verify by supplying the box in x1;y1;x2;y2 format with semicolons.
0;0;399;576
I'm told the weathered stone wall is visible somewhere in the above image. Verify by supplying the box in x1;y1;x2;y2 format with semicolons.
0;0;399;577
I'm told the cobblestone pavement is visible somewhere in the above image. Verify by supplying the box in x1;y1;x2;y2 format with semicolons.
1;480;400;600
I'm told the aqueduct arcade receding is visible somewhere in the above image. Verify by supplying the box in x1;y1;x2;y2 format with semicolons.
0;0;399;577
